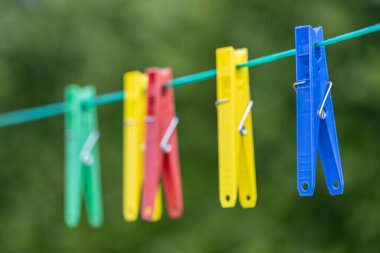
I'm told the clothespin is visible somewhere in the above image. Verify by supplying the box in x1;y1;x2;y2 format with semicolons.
294;25;344;196
64;85;103;228
215;47;257;208
141;67;183;221
123;71;162;222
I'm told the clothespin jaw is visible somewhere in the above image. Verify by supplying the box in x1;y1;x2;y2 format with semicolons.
123;71;162;222
294;25;344;196
215;47;257;208
64;85;103;228
141;68;183;221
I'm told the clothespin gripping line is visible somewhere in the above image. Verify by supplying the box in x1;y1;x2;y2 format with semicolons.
238;100;253;136
0;24;378;129
160;117;179;153
80;130;100;166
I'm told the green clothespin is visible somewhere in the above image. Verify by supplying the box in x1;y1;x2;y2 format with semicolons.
64;85;103;228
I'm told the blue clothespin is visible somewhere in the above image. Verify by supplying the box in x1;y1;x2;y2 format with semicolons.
294;25;344;196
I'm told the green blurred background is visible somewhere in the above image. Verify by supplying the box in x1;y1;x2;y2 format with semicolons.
0;0;379;252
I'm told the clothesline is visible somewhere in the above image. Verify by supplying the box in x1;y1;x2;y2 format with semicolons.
0;23;379;128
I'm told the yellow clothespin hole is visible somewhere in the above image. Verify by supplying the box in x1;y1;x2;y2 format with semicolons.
216;47;257;209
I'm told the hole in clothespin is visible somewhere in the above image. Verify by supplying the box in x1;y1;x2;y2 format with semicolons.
318;109;327;120
314;46;322;61
161;86;168;96
333;182;339;190
302;182;309;191
225;195;230;201
148;97;155;113
246;195;251;201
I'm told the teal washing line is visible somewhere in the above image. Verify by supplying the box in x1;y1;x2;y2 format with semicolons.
0;24;379;128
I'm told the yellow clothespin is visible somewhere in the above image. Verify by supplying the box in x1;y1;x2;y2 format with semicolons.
123;71;162;221
215;47;257;208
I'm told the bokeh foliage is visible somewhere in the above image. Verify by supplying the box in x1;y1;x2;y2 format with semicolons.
0;0;380;252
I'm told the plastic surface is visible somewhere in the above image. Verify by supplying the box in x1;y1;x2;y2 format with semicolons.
295;25;344;196
64;85;82;228
64;85;103;228
141;68;183;221
81;86;103;227
215;47;257;208
123;71;162;222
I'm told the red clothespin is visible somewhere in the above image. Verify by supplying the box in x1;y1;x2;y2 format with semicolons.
141;67;183;221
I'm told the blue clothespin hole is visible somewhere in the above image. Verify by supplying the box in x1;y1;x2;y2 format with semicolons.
80;130;100;166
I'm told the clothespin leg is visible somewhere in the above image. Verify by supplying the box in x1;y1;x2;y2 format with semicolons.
238;109;257;208
216;47;238;208
82;86;103;228
318;93;344;195
296;83;318;196
84;143;103;227
124;122;143;221
64;85;82;228
123;71;148;221
141;136;163;221
295;26;320;197
163;143;183;218
151;187;163;221
234;48;257;208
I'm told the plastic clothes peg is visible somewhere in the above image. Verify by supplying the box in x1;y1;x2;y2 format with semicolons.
123;71;162;222
215;47;257;208
141;67;183;221
294;25;344;196
64;85;103;228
